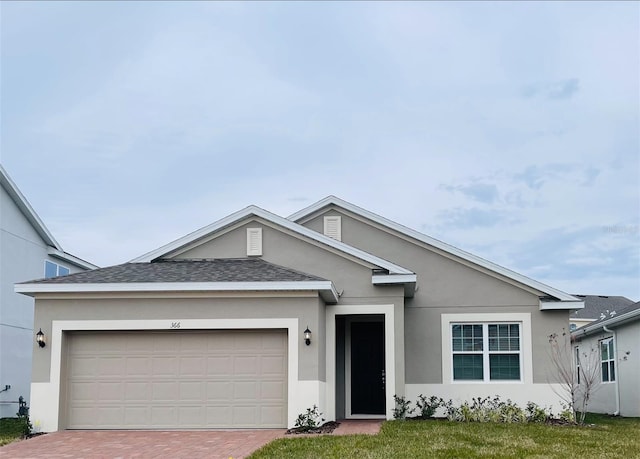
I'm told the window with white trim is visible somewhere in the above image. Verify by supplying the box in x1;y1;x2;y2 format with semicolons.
575;346;581;384
600;338;615;383
44;260;70;278
452;323;521;381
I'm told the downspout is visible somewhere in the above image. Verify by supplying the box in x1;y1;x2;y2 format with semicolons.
603;325;620;416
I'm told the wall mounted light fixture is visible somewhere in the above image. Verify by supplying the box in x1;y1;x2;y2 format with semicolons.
303;326;312;346
36;328;46;348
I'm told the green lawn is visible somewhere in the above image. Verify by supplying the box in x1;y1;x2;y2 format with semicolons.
250;414;640;459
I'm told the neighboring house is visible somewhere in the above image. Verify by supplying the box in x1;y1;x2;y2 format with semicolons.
16;195;583;432
569;295;635;331
571;301;640;417
0;165;97;418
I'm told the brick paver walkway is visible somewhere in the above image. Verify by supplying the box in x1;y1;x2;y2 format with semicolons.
0;429;285;459
0;420;383;458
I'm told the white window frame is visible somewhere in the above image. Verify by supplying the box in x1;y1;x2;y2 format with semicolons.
451;323;522;382
600;337;615;383
44;260;70;278
442;313;532;385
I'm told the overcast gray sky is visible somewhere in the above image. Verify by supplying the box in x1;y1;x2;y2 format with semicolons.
1;1;638;300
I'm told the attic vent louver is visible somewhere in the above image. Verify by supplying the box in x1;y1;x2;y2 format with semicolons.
323;216;341;241
246;228;262;256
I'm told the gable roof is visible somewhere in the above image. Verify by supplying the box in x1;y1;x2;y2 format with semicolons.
289;195;582;306
16;258;339;303
1;164;61;250
572;301;640;338
131;204;415;278
0;165;98;270
570;295;635;320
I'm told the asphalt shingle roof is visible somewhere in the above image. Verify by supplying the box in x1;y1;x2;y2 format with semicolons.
576;301;640;329
22;258;327;284
571;294;635;320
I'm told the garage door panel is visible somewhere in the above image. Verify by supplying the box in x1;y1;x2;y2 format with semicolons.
180;357;206;375
66;330;287;429
126;357;151;376
207;356;233;374
152;357;178;376
124;382;150;402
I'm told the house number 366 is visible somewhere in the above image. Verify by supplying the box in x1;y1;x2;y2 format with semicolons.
170;322;181;329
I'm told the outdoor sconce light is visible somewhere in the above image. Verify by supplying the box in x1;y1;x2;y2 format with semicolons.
36;328;46;348
303;326;312;346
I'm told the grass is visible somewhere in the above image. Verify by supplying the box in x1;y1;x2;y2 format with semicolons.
249;414;640;459
0;418;28;447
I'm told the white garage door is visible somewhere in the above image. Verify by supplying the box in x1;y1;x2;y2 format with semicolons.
64;330;287;429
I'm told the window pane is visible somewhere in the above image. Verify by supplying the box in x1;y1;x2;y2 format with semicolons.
601;342;609;360
452;325;462;338
489;337;497;351
488;325;497;337
58;266;70;276
608;340;614;359
489;354;520;380
473;325;482;337
602;362;609;382
510;338;520;351
473;338;483;351
44;261;57;278
453;354;483;380
452;338;462;352
610;362;615;382
498;324;509;336
510;324;519;336
463;326;473;337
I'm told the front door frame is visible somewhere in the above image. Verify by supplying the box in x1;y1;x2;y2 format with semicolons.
345;316;386;418
325;304;396;422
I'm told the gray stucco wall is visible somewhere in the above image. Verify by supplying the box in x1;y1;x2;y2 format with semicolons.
302;208;568;384
32;295;325;383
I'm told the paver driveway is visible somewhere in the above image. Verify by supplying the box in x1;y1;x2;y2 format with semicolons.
0;429;285;459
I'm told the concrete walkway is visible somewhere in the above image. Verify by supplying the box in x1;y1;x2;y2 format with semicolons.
0;420;383;458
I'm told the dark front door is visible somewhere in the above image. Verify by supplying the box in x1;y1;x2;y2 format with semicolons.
350;321;385;415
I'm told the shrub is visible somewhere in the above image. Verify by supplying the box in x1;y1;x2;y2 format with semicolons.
392;395;413;420
294;405;325;431
415;395;443;419
526;402;551;423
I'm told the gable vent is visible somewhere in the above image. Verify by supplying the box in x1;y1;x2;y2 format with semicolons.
246;228;263;256
323;216;341;241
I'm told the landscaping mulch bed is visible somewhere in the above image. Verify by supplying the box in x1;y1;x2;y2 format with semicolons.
286;421;341;435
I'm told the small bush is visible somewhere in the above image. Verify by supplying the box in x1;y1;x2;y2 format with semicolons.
526;402;551;423
294;405;324;432
392;395;413;420
415;395;443;419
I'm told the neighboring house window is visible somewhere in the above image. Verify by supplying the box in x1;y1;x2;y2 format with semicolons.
45;260;70;278
575;346;581;384
451;323;521;381
600;338;615;383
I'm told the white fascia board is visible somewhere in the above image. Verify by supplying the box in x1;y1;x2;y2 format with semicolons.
47;247;99;270
372;274;417;297
130;205;413;275
290;196;579;303
372;274;417;284
0;165;62;250
539;300;584;311
572;306;640;338
15;280;339;302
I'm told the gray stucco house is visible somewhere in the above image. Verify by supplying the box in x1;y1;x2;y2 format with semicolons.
572;301;640;417
0;165;96;418
17;196;583;431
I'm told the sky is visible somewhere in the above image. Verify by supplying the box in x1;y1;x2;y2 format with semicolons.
1;1;638;300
